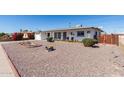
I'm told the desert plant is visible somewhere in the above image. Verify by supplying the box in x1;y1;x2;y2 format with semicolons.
47;37;54;42
82;38;98;47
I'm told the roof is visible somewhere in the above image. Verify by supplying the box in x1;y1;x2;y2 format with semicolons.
116;34;124;36
43;27;103;32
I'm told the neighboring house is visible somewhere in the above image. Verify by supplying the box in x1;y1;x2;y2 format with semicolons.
20;29;34;39
35;27;103;41
118;34;124;45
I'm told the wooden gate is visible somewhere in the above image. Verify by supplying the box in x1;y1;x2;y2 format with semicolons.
99;34;119;45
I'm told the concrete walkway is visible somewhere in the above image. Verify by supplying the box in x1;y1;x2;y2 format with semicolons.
0;44;18;77
0;40;35;77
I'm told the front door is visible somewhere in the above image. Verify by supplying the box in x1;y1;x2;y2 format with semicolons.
47;33;50;37
94;31;97;39
58;32;61;40
63;32;67;40
54;32;57;40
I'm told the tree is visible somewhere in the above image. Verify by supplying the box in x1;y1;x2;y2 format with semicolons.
20;29;23;32
0;32;6;37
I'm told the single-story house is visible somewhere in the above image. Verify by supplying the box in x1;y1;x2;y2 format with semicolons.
35;27;103;41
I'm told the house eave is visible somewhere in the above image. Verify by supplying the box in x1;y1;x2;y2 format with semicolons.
43;27;103;33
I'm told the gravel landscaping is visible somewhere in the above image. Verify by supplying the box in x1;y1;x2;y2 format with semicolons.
2;41;124;77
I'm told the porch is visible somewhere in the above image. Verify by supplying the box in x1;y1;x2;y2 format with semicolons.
46;31;74;41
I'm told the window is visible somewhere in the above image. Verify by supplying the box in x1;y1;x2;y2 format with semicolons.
54;33;57;39
66;37;69;40
77;31;84;37
71;37;74;41
70;32;74;35
70;32;73;35
58;32;61;39
87;31;90;34
54;32;61;39
94;32;97;39
47;33;50;37
95;31;97;35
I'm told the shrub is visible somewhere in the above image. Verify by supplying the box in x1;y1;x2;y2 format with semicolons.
0;35;12;41
12;33;23;40
93;39;98;44
82;38;98;47
0;32;6;37
12;33;17;40
47;37;54;42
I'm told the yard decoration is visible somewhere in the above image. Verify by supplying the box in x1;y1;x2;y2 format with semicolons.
19;41;42;48
45;45;55;52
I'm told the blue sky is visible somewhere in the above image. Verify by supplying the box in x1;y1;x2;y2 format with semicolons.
0;15;124;33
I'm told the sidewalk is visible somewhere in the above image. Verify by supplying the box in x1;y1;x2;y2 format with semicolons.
0;44;18;77
0;40;35;77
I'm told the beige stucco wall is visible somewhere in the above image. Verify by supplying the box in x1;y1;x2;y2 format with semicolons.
66;29;100;41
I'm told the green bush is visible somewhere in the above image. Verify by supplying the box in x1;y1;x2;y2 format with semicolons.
47;37;54;42
93;39;98;44
82;38;98;47
0;32;6;37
